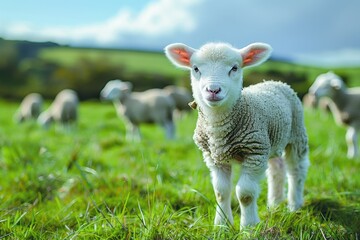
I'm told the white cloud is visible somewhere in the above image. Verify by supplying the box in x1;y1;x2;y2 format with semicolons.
1;0;360;66
2;0;202;47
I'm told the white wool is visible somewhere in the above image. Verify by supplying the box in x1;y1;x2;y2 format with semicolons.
38;89;78;128
15;93;43;123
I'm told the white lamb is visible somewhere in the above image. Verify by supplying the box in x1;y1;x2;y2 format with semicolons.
15;93;43;123
38;89;79;128
100;80;176;140
165;42;310;229
309;71;360;159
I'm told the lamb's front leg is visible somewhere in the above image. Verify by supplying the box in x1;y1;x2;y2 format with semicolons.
208;164;233;225
163;120;175;139
236;163;266;228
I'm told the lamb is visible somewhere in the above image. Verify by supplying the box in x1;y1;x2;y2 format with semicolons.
165;42;310;229
38;89;79;128
308;71;360;159
15;93;43;123
163;85;193;114
100;80;176;140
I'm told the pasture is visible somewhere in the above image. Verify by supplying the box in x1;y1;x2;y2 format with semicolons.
38;47;184;79
1;99;360;239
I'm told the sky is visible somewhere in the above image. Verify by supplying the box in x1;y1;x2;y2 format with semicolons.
1;0;360;67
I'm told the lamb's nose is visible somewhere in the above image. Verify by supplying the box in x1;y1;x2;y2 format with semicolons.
206;87;221;94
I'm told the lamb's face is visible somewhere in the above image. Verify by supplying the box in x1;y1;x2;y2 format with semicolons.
165;42;272;111
309;72;345;98
38;111;53;128
190;44;243;108
100;80;128;101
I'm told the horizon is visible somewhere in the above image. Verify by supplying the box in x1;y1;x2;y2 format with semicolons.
2;37;359;69
1;0;359;68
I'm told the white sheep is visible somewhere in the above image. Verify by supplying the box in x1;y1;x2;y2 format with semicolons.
165;42;310;229
100;80;176;140
15;93;43;123
38;89;79;128
308;71;360;159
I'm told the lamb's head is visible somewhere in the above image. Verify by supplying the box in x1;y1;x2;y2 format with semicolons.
309;72;345;99
38;111;54;128
165;42;272;110
100;80;132;101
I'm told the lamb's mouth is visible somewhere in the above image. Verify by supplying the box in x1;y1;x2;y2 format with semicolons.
207;96;222;102
206;96;225;106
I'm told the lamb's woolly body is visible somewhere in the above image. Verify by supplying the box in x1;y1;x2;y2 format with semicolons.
100;80;176;140
118;89;175;125
38;89;78;127
16;93;43;122
195;81;306;167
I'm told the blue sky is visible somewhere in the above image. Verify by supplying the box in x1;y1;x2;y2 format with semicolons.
1;0;360;67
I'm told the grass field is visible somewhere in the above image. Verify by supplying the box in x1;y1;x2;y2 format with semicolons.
1;99;360;239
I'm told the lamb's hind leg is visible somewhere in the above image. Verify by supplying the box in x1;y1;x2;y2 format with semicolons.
284;144;310;211
126;122;141;141
267;157;286;207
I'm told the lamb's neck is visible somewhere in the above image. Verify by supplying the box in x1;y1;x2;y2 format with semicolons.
113;99;126;115
198;99;243;130
113;93;131;112
330;88;349;111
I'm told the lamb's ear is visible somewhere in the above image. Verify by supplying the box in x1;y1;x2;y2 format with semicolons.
239;43;272;68
330;78;342;90
120;81;133;92
124;81;133;91
164;43;196;69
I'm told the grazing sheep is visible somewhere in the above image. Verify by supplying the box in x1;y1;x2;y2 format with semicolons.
38;89;79;128
15;93;43;123
100;80;176;140
309;71;360;158
163;85;193;114
165;42;309;229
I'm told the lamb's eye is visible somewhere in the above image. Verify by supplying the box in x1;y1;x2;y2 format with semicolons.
231;65;238;72
193;66;200;73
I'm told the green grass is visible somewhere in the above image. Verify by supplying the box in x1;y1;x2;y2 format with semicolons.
1;100;360;239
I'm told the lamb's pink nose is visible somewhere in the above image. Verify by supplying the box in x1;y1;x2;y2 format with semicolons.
206;87;221;94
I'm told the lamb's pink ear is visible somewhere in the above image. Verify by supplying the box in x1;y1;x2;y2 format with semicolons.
164;43;196;69
240;43;272;68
